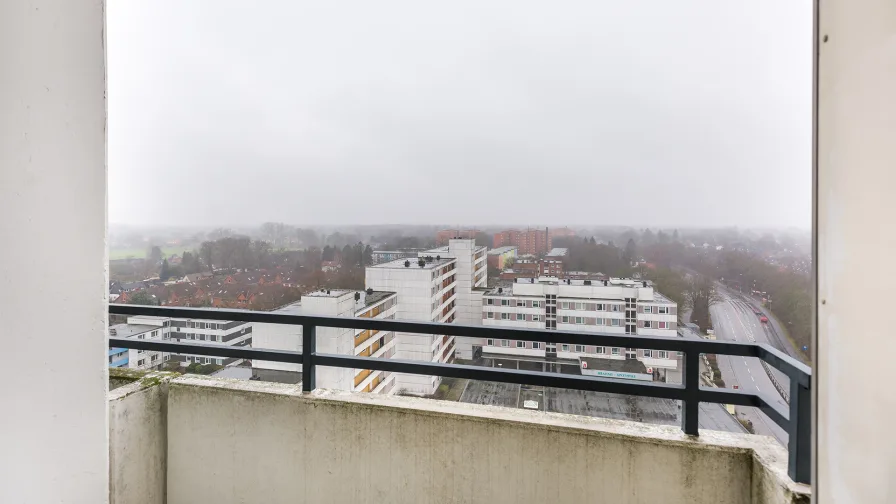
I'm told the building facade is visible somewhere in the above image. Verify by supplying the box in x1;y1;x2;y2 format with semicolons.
539;247;569;277
493;228;551;256
487;246;518;270
479;277;681;382
365;256;459;395
109;315;253;371
420;239;488;359
251;289;400;393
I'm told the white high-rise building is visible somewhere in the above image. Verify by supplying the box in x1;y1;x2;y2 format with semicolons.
481;277;682;382
420;239;488;359
251;289;399;393
365;256;458;395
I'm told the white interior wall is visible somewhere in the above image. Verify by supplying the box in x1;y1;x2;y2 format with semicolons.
817;1;896;501
0;0;108;501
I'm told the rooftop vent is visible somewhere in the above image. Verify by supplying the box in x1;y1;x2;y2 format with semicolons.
354;292;361;301
404;260;411;268
436;255;441;261
643;281;648;287
326;289;331;295
604;280;608;286
366;288;374;295
498;287;503;293
584;280;592;285
418;259;426;268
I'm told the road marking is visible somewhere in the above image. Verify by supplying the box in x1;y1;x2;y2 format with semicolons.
751;376;755;382
748;368;752;374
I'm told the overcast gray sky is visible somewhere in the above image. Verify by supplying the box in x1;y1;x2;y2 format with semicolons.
108;0;812;229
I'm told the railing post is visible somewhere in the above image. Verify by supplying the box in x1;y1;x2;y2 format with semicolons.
681;350;700;435
302;324;316;392
788;376;811;484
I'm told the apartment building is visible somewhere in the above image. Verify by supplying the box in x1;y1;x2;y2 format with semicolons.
540;247;568;276
251;289;399;393
493;228;551;256
420;239;488;359
108;315;253;370
365;256;458;395
487;246;518;270
480;277;681;382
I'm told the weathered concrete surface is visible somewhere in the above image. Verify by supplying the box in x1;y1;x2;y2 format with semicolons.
159;377;807;504
108;372;172;504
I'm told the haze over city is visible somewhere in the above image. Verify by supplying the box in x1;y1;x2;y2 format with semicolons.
108;0;812;229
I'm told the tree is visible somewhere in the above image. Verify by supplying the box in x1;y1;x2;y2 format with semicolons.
363;244;373;266
474;232;492;248
589;237;596;245
159;259;171;280
623;238;637;265
683;274;721;332
128;290;158;306
147;245;163;265
200;241;214;272
672;229;680;242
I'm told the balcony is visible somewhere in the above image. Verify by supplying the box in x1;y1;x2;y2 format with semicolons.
108;304;811;503
109;368;808;504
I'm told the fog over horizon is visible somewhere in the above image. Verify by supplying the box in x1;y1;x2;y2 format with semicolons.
108;0;813;230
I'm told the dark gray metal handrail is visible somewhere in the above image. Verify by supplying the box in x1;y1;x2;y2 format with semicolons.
108;303;811;484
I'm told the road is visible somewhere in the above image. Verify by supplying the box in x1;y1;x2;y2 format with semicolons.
710;287;789;445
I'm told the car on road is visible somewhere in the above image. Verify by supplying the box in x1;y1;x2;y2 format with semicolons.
760;315;769;323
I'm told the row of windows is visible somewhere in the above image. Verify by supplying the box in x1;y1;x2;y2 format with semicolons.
486;312;543;322
183;333;223;342
486;298;543;308
559;316;622;326
559;302;623;312
643;306;672;314
484;340;671;358
184;321;226;330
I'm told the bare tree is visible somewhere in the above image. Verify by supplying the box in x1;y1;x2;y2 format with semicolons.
683;274;721;332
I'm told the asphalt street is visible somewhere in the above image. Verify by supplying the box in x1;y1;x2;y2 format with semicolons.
710;287;789;445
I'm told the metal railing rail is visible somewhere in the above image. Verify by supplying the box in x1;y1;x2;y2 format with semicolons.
109;303;811;484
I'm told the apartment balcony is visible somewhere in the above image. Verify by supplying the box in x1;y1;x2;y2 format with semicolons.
109;368;808;504
108;304;811;503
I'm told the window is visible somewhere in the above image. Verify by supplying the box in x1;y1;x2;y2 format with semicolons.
596;346;605;354
560;302;569;309
658;321;668;329
164;355;170;361
517;300;525;307
517;341;525;348
575;345;584;353
151;354;159;362
163;332;169;339
151;330;158;338
487;299;494;305
501;299;510;306
501;340;510;347
199;334;207;341
643;306;653;314
532;315;541;322
516;313;525;321
611;319;621;326
487;339;494;346
644;321;652;329
216;359;223;365
532;342;542;349
575;302;584;310
643;350;652;358
575;317;584;324
659;306;669;314
501;313;510;320
202;357;210;365
657;351;668;359
561;344;569;352
137;359;145;366
561;316;569;323
595;304;604;311
533;301;541;308
611;348;620;356
487;312;494;319
612;305;621;312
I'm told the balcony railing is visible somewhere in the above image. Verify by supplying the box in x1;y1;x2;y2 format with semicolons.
108;303;812;484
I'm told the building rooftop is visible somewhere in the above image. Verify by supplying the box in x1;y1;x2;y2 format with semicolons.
546;247;569;257
272;290;396;315
368;257;456;270
108;324;157;338
488;246;518;255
